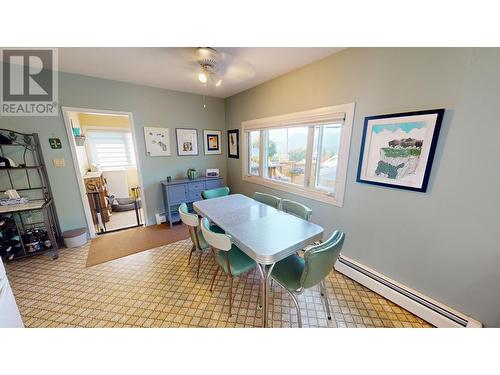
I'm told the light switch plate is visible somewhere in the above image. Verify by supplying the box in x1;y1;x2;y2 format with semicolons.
52;158;65;167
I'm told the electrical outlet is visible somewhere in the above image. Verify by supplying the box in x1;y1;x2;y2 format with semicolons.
52;158;65;167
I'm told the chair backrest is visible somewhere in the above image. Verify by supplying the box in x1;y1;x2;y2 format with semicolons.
253;192;281;209
201;186;230;200
300;230;345;289
178;202;199;227
200;217;232;251
281;199;312;221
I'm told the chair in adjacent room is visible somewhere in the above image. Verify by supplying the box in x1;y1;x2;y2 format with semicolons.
201;186;230;200
253;192;281;209
281;199;313;221
178;203;211;279
200;217;256;317
270;230;345;327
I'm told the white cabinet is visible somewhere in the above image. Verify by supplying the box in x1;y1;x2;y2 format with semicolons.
0;261;24;328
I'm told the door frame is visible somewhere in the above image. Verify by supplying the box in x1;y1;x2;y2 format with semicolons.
61;106;149;238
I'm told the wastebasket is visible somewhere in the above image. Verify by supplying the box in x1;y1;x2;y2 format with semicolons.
62;227;88;248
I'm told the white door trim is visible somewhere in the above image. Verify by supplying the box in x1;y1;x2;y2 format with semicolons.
61;106;149;238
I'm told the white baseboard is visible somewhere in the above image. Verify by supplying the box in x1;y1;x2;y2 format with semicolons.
334;255;482;328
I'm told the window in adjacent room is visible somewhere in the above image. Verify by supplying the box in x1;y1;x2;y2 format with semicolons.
242;103;355;207
86;130;136;170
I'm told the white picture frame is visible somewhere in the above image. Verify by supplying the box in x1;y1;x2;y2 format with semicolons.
144;126;171;156
175;128;199;156
203;129;222;155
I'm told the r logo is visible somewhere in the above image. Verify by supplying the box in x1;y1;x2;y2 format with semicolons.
1;48;58;116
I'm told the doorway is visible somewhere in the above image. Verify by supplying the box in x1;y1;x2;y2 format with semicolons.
62;107;147;237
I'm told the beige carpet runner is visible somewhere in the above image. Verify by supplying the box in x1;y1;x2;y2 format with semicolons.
86;224;189;267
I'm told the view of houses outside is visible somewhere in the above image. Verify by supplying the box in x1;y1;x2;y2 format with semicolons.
249;125;341;192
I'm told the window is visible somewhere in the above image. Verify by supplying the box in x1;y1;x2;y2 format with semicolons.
248;131;260;176
267;127;308;186
86;130;136;170
242;103;355;207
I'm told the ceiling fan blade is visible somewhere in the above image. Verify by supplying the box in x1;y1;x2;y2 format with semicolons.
217;50;255;82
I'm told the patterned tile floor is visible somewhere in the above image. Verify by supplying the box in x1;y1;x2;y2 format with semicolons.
5;239;431;328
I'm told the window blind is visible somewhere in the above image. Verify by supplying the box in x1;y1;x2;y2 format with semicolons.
87;131;136;170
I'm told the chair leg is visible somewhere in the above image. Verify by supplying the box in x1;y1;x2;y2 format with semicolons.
188;244;195;264
228;275;234;316
286;289;302;328
209;266;219;292
320;281;332;320
255;267;263;309
196;247;203;279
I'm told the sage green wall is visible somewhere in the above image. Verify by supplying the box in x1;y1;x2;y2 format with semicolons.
0;70;226;230
224;48;500;327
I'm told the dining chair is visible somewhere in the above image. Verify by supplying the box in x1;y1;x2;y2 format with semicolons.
253;192;281;209
281;199;312;221
200;217;256;316
201;186;230;200
178;203;222;279
270;230;345;327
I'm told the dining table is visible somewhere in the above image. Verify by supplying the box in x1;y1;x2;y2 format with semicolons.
193;193;324;327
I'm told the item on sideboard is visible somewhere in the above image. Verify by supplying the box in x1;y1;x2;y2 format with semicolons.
166;176;172;182
187;168;199;180
206;168;220;177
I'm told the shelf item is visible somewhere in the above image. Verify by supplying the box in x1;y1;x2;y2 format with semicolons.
74;135;86;146
84;172;111;224
0;128;61;262
161;176;223;229
0;199;47;214
0;166;42;170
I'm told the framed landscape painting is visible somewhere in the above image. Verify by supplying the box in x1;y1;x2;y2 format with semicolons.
356;109;445;192
176;128;199;156
203;129;222;155
227;129;239;159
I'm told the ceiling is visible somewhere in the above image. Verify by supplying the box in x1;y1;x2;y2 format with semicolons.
56;48;343;98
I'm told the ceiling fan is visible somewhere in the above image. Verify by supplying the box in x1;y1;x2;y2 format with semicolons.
196;47;223;86
177;47;255;88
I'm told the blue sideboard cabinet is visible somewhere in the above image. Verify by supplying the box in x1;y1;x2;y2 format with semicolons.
161;176;223;228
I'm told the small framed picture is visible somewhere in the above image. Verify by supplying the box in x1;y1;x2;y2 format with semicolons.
227;129;239;159
203;130;222;155
357;109;445;192
175;128;199;156
144;126;171;156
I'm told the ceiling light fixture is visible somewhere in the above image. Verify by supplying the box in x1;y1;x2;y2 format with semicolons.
215;79;222;87
198;69;208;84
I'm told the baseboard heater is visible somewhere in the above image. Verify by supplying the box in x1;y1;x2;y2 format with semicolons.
335;255;482;328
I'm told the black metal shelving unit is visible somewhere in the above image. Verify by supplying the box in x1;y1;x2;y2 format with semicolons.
0;129;62;261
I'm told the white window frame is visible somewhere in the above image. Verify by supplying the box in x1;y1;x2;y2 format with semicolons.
84;126;137;171
241;103;355;207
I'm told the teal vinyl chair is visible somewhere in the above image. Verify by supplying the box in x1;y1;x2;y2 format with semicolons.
281;199;312;221
178;203;210;279
200;217;256;316
271;230;345;327
253;192;281;209
201;186;230;200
